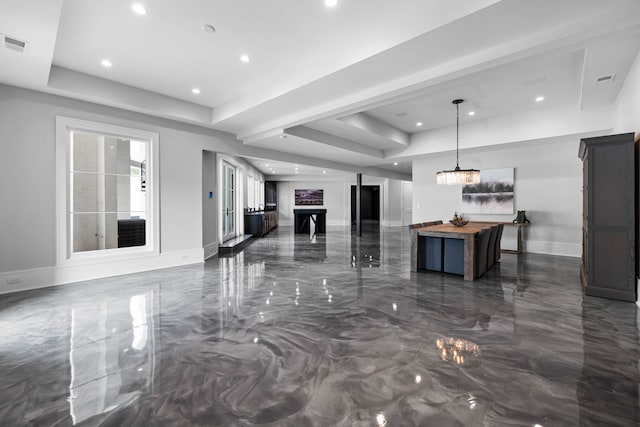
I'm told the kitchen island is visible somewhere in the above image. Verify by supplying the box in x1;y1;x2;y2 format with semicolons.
411;222;500;281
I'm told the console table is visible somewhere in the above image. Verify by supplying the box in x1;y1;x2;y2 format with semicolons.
475;221;528;254
294;209;326;234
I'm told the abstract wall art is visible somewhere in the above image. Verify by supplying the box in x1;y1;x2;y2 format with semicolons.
295;189;324;206
461;168;514;214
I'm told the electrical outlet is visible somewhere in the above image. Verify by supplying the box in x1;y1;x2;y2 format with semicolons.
7;276;21;285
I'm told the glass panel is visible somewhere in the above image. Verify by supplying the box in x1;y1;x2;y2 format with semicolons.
106;137;132;175
71;172;99;212
121;211;147;220
73;213;99;252
72;174;138;214
104;213;119;249
72;132;100;173
104;174;120;212
73;213;119;252
70;130;148;253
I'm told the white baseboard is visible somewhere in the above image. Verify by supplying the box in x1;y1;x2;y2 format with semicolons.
0;248;204;295
203;242;218;260
523;240;581;257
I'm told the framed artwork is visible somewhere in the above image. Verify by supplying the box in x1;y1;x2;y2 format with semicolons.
295;189;323;206
462;168;514;214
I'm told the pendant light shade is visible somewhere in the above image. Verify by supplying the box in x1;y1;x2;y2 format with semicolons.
436;99;480;185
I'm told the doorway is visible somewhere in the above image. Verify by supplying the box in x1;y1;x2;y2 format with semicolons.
350;185;380;224
222;161;236;241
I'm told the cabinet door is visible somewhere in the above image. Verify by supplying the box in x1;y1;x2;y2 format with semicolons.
583;134;636;302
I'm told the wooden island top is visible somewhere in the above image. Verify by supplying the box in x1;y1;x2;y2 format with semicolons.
416;222;495;234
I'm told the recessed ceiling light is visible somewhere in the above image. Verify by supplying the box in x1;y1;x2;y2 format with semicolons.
468;111;475;116
131;3;146;15
265;164;269;167
393;162;398;166
535;96;545;102
101;59;112;68
322;170;327;174
240;54;250;63
325;0;338;7
192;88;201;94
201;24;215;33
416;122;423;127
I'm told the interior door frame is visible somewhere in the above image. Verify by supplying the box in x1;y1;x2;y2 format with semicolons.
401;181;413;226
222;160;236;241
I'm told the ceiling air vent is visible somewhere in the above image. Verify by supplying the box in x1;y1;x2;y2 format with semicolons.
2;34;28;53
596;74;615;85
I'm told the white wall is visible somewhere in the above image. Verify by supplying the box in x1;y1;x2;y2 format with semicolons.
275;177;406;226
613;50;640;136
413;136;583;256
202;150;217;260
0;85;242;293
385;179;403;227
612;50;640;303
277;181;349;226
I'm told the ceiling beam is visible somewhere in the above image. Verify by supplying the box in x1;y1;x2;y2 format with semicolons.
236;144;411;181
338;112;409;146
284;126;385;159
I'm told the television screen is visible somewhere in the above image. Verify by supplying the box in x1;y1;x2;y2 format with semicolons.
295;189;323;205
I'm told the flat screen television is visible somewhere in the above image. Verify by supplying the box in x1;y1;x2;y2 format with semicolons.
295;189;323;206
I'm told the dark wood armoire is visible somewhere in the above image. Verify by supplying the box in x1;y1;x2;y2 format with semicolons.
579;133;636;302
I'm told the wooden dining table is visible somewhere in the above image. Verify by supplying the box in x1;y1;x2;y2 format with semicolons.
410;222;496;281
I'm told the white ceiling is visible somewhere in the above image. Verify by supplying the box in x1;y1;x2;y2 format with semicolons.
1;0;639;179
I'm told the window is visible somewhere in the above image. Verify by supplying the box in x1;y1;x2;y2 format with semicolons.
247;175;254;209
255;177;260;209
259;180;265;208
56;117;159;264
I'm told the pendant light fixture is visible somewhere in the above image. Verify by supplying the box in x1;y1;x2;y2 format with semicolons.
436;99;480;185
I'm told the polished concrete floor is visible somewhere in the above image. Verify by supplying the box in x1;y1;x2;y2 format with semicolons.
1;225;639;426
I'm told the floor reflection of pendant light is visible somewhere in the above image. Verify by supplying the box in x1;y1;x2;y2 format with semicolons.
436;99;480;185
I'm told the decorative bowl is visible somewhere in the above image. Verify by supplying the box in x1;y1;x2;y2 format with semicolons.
449;219;469;227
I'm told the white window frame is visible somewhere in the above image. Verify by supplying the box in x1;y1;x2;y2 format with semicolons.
247;174;254;209
55;117;160;266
